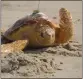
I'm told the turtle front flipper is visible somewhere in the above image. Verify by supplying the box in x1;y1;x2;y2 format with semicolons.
1;40;29;57
57;8;73;44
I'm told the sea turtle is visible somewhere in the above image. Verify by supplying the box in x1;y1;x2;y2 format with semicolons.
1;8;73;56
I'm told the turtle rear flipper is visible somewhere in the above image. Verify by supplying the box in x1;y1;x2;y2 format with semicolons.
1;40;29;57
1;29;12;44
1;35;13;44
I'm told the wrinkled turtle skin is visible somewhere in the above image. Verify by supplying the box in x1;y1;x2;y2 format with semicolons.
1;8;73;54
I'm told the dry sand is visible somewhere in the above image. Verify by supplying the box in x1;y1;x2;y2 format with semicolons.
1;1;82;78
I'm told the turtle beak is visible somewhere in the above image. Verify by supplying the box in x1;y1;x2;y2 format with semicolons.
45;28;55;42
39;28;55;46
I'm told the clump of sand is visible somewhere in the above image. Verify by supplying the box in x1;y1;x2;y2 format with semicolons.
1;41;82;78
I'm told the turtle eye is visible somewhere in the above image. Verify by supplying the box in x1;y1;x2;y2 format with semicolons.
40;32;44;38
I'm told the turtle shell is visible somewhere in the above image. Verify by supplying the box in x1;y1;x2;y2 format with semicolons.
3;12;59;47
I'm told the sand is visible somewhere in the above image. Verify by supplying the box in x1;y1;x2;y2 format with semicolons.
1;1;82;78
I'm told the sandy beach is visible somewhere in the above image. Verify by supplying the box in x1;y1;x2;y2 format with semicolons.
1;1;82;78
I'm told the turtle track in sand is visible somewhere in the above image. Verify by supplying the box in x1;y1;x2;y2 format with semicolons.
1;40;82;78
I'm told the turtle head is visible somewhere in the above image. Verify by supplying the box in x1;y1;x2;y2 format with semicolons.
35;24;55;46
59;8;72;23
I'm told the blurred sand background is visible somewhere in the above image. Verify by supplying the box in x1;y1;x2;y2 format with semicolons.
1;1;82;78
